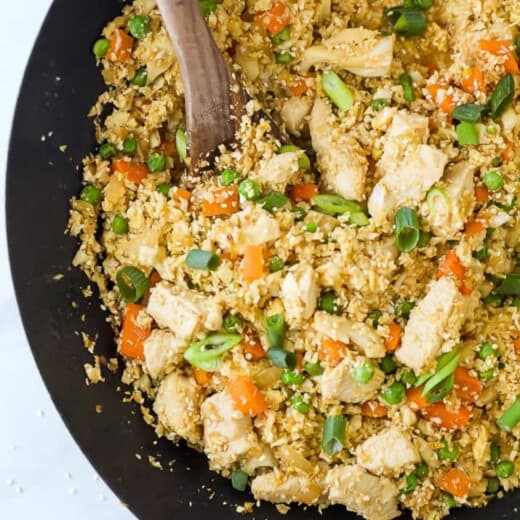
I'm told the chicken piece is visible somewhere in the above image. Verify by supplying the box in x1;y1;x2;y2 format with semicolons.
319;355;385;403
251;470;322;505
281;96;312;136
237;206;281;246
395;277;465;373
281;263;319;326
356;428;419;475
369;145;448;224
143;329;187;379
147;282;222;339
326;464;400;520
200;392;268;471
153;373;203;445
251;152;302;192
310;97;368;201
426;161;476;239
299;28;394;77
314;311;385;358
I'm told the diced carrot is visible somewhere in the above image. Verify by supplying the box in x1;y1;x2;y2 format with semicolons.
243;335;266;361
427;83;446;99
295;351;304;371
427;83;457;114
454;367;483;403
256;1;289;36
227;375;268;416
107;29;134;63
465;220;485;236
439;95;457;114
361;400;389;418
193;368;213;386
462;67;485;94
479;40;520;74
289;79;308;97
439;468;472;498
201;186;239;217
141;269;162;306
502;141;514;162
407;387;431;411
385;322;403;352
288;183;319;203
113;160;149;185
459;283;473;296
318;338;347;367
423;402;472;430
119;303;150;361
475;185;489;204
171;187;191;203
437;250;465;282
241;245;264;282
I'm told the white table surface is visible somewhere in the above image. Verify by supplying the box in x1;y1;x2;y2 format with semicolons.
0;1;134;518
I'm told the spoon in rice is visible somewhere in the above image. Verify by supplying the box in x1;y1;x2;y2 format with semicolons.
155;0;250;177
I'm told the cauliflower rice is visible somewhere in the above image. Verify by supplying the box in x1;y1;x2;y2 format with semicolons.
69;0;520;519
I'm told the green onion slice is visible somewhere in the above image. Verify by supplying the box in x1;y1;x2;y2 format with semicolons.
496;273;520;296
278;144;311;170
451;103;489;123
116;266;150;303
400;73;416;102
427;187;450;214
264;314;286;349
456;121;480;145
185;249;220;271
422;349;461;398
395;207;420;253
311;194;363;215
497;397;520;431
258;192;290;212
176;128;187;162
267;347;296;369
389;8;427;36
490;74;515;118
426;373;455;403
322;415;347;456
231;470;248;491
184;333;242;372
321;72;354;111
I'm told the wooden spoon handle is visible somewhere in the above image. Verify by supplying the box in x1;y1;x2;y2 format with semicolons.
156;0;237;167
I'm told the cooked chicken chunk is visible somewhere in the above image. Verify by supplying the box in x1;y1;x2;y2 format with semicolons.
319;355;385;403
154;373;203;445
425;161;476;239
281;263;319;326
326;464;400;520
281;96;312;135
200;392;268;471
314;311;386;358
356;428;419;475
147;282;222;339
237;206;281;246
143;329;187;379
395;277;465;372
369;144;448;224
310;97;368;201
251;152;302;192
251;470;322;505
299;28;394;77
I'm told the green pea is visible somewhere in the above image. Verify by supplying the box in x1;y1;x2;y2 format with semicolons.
111;214;129;234
304;362;324;376
281;370;305;386
382;382;406;405
496;460;515;479
271;27;291;46
487;477;500;494
147;153;166;172
132;67;148;87
269;257;285;273
438;441;459;461
394;299;414;319
478;341;497;360
220;168;241;186
443;493;457;508
401;473;418;494
275;52;293;64
291;394;310;414
371;98;389;111
157;183;172;197
483;171;504;191
80;185;102;205
128;15;151;39
352;362;375;384
93;38;109;58
379;354;397;375
401;370;418;386
415;462;429;480
319;291;340;314
238;179;261;200
123;137;137;155
99;142;117;160
490;443;501;463
223;313;243;333
305;221;318;233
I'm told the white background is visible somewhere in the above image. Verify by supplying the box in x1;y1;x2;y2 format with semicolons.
0;1;133;518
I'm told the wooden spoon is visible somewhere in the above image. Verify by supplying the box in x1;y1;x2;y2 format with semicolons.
156;0;246;174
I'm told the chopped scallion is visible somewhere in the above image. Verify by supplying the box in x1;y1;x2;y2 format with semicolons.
456;121;480;146
322;415;346;456
321;71;354;111
395;207;420;253
490;74;515;118
185;249;220;271
116;266;150;303
184;333;242;372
